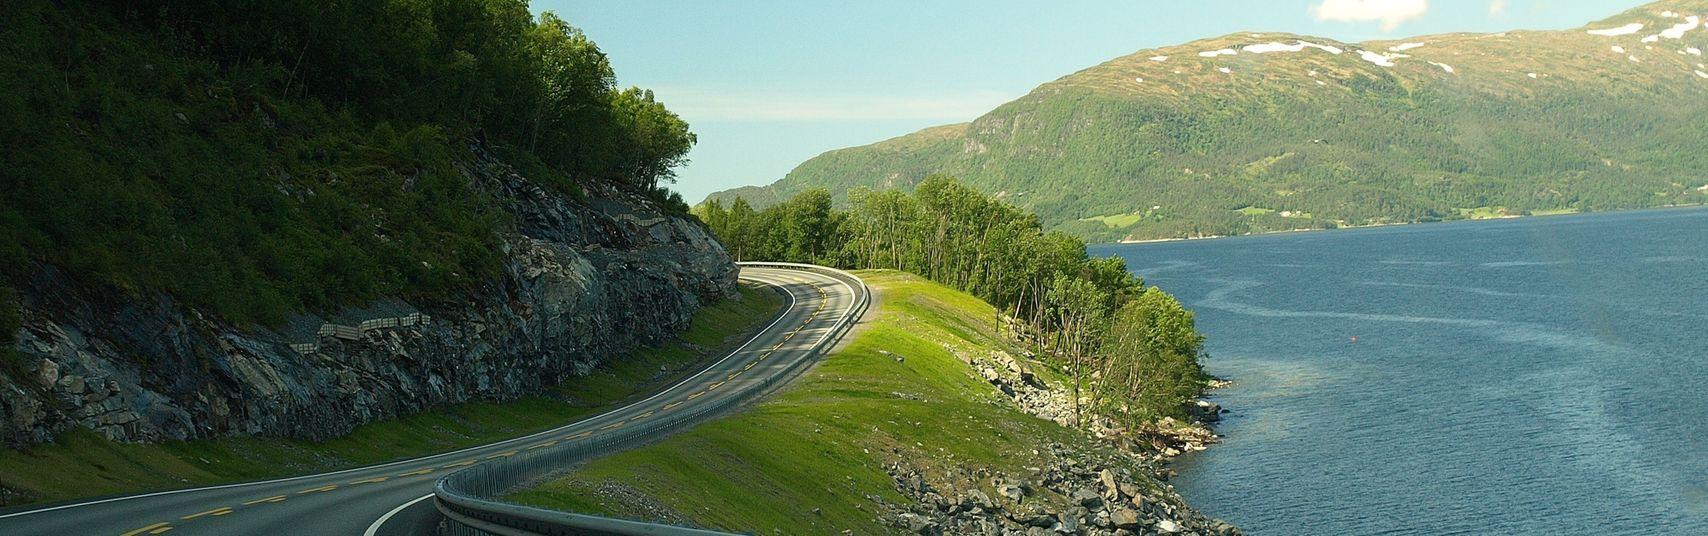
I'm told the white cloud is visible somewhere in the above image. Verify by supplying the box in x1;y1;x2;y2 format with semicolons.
1311;0;1430;31
1488;0;1508;16
648;88;1015;122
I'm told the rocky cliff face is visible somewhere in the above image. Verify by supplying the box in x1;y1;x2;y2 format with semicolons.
0;147;736;448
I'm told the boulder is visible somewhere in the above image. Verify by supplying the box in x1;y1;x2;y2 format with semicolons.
35;359;58;387
1156;519;1182;534
1118;483;1142;499
1108;508;1143;530
1097;468;1120;498
1055;512;1081;534
969;489;996;510
1072;488;1103;508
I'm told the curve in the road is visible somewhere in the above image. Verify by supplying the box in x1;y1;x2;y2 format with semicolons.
427;263;868;536
0;265;862;536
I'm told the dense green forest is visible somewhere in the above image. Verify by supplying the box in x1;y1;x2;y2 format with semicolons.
0;0;693;325
698;177;1209;424
709;0;1708;242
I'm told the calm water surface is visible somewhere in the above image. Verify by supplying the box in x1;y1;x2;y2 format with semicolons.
1093;208;1708;535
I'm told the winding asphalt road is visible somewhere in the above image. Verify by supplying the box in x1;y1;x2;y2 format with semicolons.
0;266;861;536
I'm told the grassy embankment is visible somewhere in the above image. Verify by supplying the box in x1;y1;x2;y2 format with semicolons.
0;283;780;508
510;271;1158;534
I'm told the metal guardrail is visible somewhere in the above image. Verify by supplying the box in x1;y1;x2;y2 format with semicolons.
435;263;871;536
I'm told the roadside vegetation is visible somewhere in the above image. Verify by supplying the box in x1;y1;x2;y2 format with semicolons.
512;272;1081;531
0;284;779;507
0;0;693;326
512;272;1218;534
698;177;1210;425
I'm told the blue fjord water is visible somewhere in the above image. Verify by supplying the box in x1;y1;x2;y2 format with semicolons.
1092;207;1708;535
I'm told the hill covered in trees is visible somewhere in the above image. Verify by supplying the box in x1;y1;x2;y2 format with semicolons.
0;0;694;330
708;0;1708;242
0;1;751;454
698;178;1210;424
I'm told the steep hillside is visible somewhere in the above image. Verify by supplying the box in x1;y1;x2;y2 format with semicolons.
0;0;731;450
709;0;1708;242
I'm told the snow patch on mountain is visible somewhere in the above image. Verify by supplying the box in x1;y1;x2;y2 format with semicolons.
1587;23;1644;37
1659;16;1701;39
1242;41;1344;55
1359;50;1400;67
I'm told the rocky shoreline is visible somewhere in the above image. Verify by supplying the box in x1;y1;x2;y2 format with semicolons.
877;346;1237;535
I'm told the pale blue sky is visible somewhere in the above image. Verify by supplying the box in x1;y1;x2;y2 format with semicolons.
535;1;1644;202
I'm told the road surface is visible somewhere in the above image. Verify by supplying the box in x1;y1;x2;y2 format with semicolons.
0;266;859;536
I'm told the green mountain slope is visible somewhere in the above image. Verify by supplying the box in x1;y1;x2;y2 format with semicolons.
0;0;693;325
709;0;1708;242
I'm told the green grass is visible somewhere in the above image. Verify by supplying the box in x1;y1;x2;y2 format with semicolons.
1235;207;1275;216
0;283;781;507
1080;213;1148;228
510;271;1137;534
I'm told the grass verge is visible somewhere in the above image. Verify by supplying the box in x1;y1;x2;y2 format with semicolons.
509;271;1135;534
0;282;781;508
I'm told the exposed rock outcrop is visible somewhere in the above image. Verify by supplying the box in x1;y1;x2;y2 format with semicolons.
959;346;1222;461
889;341;1238;535
882;442;1239;536
0;146;736;448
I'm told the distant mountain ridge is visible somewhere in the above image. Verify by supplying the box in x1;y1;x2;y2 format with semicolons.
709;0;1708;242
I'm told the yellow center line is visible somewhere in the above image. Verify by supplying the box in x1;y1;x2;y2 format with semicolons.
629;411;653;421
241;495;285;506
565;431;592;440
349;476;389;485
296;484;337;494
484;450;518;459
121;523;170;536
526;440;558;450
398;468;434;477
687;391;704;400
150;527;173;535
727;371;740;380
662;401;682;410
180;507;232;520
744;362;756;371
708;381;725;390
599;422;624;430
442;460;476;468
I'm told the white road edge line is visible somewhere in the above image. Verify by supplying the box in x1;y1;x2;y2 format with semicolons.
367;267;857;535
0;270;808;521
601;270;802;412
363;493;433;536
